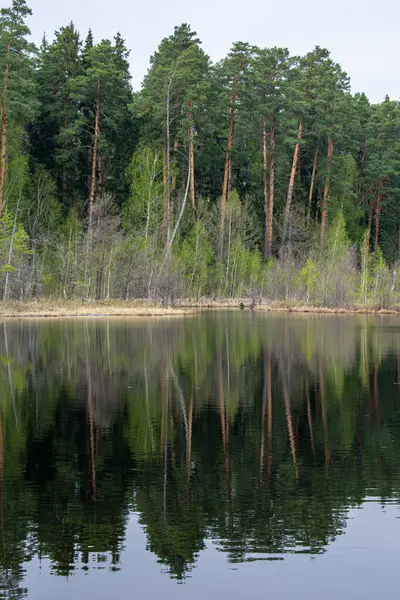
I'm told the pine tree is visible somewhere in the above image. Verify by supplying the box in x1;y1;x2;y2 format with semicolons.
0;0;36;212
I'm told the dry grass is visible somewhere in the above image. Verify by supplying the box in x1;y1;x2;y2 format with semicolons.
0;299;197;318
1;298;400;319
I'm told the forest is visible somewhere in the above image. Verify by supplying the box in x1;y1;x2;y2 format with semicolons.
0;0;399;305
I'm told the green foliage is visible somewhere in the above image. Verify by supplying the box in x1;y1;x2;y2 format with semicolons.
0;2;398;303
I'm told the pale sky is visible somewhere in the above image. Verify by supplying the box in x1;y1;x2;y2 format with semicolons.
28;0;399;103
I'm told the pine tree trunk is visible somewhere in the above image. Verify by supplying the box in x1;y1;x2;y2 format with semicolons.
282;120;303;250
98;154;103;194
307;145;319;224
0;46;11;215
221;88;237;232
262;120;269;259
189;99;195;209
266;117;276;257
367;194;375;244
320;136;334;246
171;136;179;192
375;185;382;249
89;79;100;221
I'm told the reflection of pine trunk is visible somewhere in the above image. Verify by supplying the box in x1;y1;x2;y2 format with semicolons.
259;353;268;486
86;340;97;509
262;122;269;259
319;363;330;468
281;366;299;481
218;352;231;511
306;380;315;456
4;322;18;428
0;45;11;214
221;88;237;233
163;367;169;519
282;120;303;250
266;118;276;257
187;398;193;484
267;357;273;486
374;362;380;422
307;145;318;225
320;137;334;246
0;413;3;540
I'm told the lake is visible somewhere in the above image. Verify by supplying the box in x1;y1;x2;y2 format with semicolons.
1;312;400;599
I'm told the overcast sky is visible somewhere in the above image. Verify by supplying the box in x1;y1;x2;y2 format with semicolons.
28;0;398;103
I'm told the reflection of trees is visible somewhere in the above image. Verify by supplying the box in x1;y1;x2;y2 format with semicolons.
1;315;400;591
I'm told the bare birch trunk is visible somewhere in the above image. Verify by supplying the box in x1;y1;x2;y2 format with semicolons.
307;145;318;225
162;144;168;240
320;136;334;246
281;120;303;250
3;193;20;301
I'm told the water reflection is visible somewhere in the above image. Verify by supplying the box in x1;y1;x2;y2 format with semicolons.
1;313;400;597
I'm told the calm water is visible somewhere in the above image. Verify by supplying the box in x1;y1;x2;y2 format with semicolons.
1;313;400;599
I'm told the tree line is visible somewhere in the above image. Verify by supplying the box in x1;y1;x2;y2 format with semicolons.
0;0;399;304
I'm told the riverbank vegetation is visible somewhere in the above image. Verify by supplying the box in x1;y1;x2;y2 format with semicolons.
0;1;399;307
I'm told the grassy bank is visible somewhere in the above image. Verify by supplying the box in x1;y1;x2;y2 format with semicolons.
0;300;197;318
1;299;400;318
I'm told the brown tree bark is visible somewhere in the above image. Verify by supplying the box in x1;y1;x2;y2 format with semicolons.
307;145;319;225
0;45;11;214
98;154;103;193
320;136;334;246
189;100;195;209
281;120;303;250
221;87;237;232
266;118;276;257
89;79;101;221
375;185;382;250
171;136;179;193
367;193;375;244
262;120;269;259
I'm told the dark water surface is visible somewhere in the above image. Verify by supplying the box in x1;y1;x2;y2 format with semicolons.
1;313;400;599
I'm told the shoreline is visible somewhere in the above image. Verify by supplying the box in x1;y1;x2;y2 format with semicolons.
1;300;400;318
